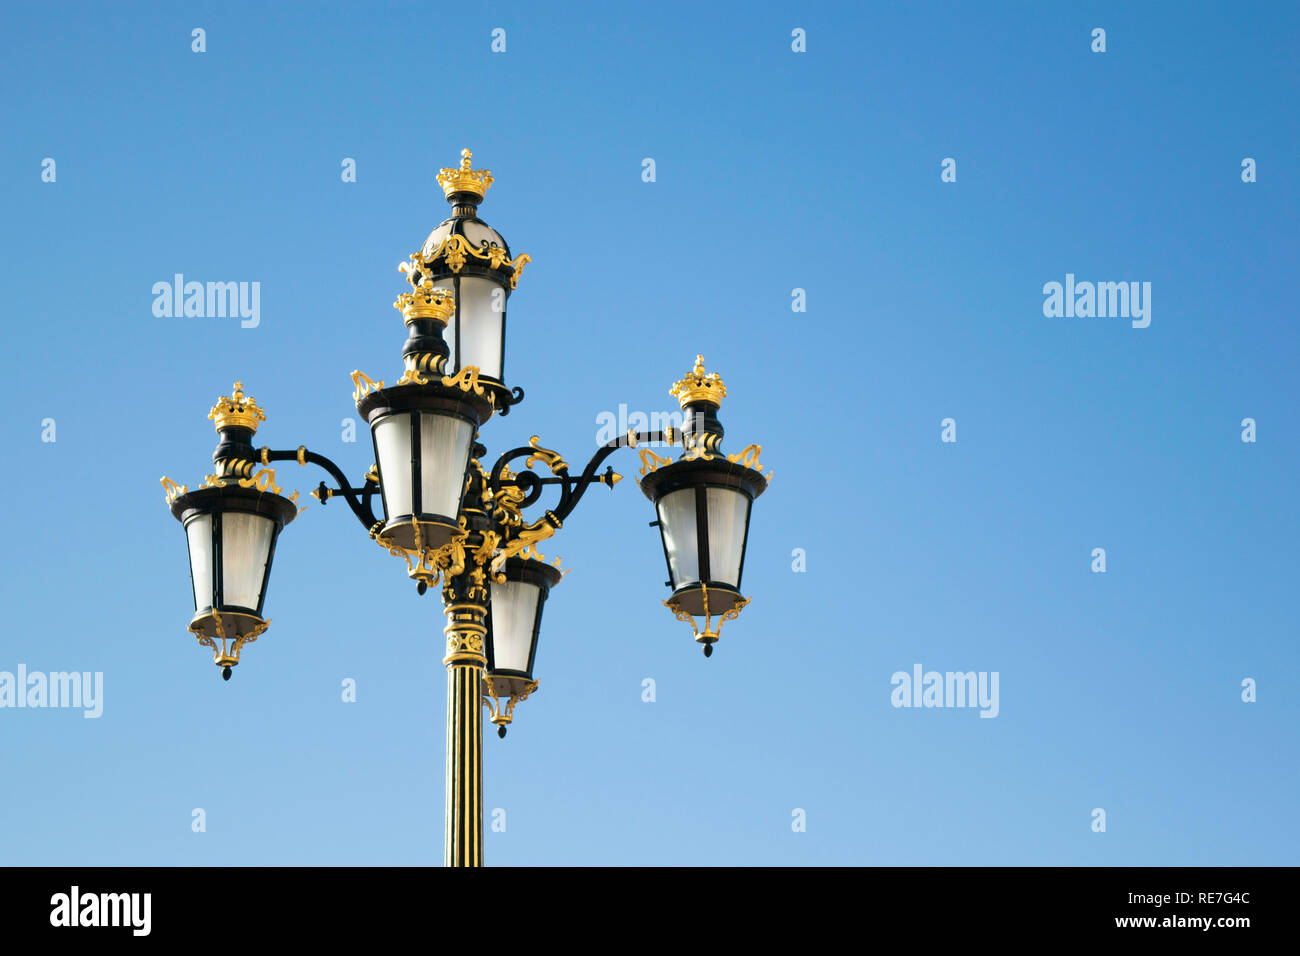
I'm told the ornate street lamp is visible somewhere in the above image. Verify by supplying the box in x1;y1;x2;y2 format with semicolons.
639;356;772;656
482;555;564;737
358;281;495;554
412;148;530;412
158;149;771;865
161;383;300;680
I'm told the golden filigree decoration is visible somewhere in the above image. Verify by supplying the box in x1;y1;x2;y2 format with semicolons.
525;435;567;473
727;443;763;469
727;442;774;481
237;468;283;494
490;513;561;577
216;457;255;479
351;370;385;402
508;253;531;290
188;611;271;667
418;233;531;289
395;367;431;386
664;584;751;649
441;364;487;396
161;476;188;504
637;447;673;476
491;481;526;528
481;676;540;729
680;432;720;463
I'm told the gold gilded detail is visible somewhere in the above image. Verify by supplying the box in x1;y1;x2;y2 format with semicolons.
418;233;530;287
637;447;673;476
161;476;188;504
508;253;530;290
395;279;455;325
490;512;561;576
665;584;750;647
443;601;488;664
437;148;494;200
727;442;773;481
441;364;487;395
670;355;726;408
351;370;385;402
189;610;270;668
525;435;567;473
481;675;540;730
237;468;283;494
680;432;717;463
209;381;267;432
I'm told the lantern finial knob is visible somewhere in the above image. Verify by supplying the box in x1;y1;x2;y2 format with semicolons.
437;147;494;201
209;381;267;433
670;355;727;408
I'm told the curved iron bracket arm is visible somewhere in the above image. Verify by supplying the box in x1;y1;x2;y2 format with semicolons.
488;430;675;525
259;446;380;532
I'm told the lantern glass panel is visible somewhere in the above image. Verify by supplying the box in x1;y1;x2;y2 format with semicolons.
186;514;213;611
490;580;541;673
456;275;504;379
374;413;414;518
419;414;474;518
461;220;505;248
444;311;458;370
705;487;749;587
657;487;699;588
221;512;274;610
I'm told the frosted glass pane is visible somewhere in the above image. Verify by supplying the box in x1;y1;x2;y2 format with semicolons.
706;487;749;587
443;309;457;371
221;512;273;610
657;488;699;588
461;220;505;249
419;414;473;518
186;515;213;611
374;414;413;518
457;275;503;379
490;581;540;673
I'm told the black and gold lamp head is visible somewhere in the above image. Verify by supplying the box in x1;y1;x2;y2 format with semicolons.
640;356;771;656
394;148;531;417
482;554;566;736
161;383;299;679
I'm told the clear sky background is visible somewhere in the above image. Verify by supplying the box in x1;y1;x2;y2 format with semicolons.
2;1;1297;865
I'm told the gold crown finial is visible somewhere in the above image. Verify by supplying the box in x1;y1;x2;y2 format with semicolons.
394;277;456;325
670;355;727;408
209;381;267;432
437;147;494;201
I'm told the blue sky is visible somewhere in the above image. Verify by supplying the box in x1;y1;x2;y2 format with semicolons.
1;1;1297;865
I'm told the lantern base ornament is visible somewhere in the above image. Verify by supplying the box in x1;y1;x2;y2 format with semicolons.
481;675;539;738
664;584;752;657
188;609;270;678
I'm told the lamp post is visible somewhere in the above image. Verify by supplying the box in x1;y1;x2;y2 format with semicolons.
159;149;773;866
